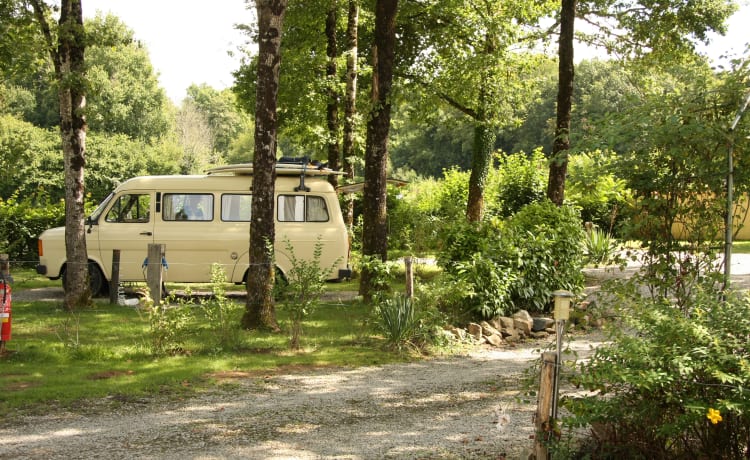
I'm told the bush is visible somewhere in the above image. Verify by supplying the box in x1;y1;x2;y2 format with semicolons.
372;294;445;351
0;194;64;265
280;236;337;350
200;264;243;352
566;151;631;236
492;149;547;218
562;285;750;459
437;201;585;320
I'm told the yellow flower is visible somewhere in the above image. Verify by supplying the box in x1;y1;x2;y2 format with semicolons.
707;408;723;425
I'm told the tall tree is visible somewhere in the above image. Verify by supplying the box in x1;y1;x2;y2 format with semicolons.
400;0;556;222
241;0;287;331
342;0;359;229
545;0;737;204
359;0;398;300
325;0;341;187
30;0;90;309
547;0;576;205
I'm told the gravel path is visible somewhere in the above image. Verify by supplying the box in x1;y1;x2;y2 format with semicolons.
0;336;605;460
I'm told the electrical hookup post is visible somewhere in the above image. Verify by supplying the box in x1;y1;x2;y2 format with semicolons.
533;290;574;460
0;254;12;355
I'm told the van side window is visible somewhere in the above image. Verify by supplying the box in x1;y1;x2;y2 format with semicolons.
221;194;252;221
105;194;150;223
277;195;329;222
163;193;213;221
306;196;329;222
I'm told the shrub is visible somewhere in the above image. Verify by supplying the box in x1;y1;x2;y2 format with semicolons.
280;236;337;350
566;151;631;235
372;294;446;352
493;149;547;218
562;285;750;459
437;201;585;319
582;225;618;266
200;264;243;352
506;201;585;312
142;294;193;356
0;194;65;265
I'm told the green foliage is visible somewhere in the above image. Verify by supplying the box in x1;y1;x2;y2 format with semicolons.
372;293;446;352
582;225;618;266
566;151;631;235
200;264;243;352
357;255;398;296
85;13;171;141
372;294;418;350
438;201;585;320
506;202;585;311
143;295;193;356
280;236;338;350
493;149;547;217
452;253;516;319
562;285;750;459
0;194;64;264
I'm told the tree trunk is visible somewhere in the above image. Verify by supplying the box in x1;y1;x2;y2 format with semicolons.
326;0;341;188
466;111;495;222
242;0;287;331
465;34;496;223
359;0;397;300
342;0;359;231
32;0;91;310
547;0;576;206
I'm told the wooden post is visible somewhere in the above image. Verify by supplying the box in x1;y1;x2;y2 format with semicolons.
0;254;9;280
404;256;413;298
109;249;121;305
147;244;164;304
534;351;557;460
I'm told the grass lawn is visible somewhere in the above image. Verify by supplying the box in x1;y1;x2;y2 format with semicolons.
0;269;412;416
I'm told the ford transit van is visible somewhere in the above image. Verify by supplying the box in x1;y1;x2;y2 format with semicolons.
36;161;352;296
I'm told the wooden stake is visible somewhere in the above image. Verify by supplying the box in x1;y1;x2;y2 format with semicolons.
534;351;557;460
109;249;121;305
147;244;164;304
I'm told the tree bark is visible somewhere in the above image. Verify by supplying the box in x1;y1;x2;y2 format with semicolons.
466;119;496;222
325;0;341;188
547;0;576;206
342;0;359;231
465;33;496;223
359;0;397;300
32;0;90;310
242;0;287;331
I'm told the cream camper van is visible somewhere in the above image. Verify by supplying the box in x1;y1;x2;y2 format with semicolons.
36;161;352;296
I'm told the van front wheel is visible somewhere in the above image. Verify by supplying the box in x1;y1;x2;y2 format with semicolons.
62;262;107;297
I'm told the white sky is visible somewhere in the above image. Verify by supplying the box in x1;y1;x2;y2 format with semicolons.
82;1;750;104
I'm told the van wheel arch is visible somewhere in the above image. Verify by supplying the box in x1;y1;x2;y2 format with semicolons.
61;261;108;297
242;266;288;298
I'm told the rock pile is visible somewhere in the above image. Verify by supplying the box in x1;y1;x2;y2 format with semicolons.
444;309;556;347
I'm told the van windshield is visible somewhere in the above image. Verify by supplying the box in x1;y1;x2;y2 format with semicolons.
89;192;114;222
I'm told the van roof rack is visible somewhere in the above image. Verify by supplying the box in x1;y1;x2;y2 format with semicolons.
206;159;345;177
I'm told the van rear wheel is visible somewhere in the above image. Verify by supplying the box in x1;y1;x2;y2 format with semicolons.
62;262;107;297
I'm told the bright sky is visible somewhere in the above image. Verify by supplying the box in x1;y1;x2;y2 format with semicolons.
82;1;749;104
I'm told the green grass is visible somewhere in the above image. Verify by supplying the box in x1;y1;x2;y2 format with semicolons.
732;241;750;254
1;273;411;416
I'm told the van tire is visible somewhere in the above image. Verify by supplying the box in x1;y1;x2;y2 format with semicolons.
242;267;288;300
62;262;107;298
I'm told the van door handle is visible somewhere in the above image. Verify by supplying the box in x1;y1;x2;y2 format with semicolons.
140;231;153;236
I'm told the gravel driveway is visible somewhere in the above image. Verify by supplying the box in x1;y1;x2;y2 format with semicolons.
0;336;604;460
